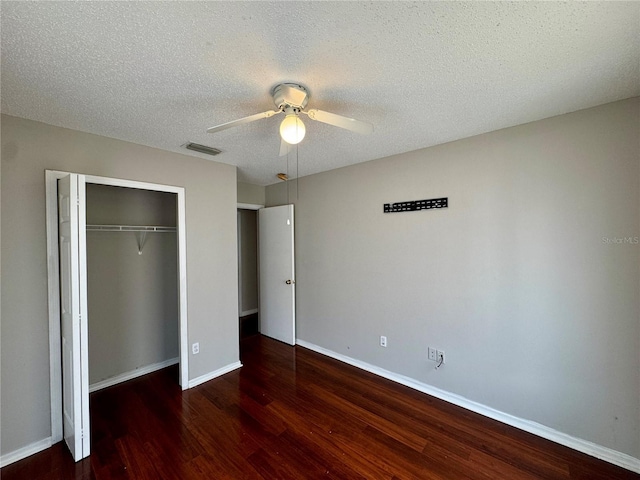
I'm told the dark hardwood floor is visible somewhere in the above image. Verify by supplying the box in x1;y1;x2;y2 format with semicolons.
2;335;638;479
240;313;259;339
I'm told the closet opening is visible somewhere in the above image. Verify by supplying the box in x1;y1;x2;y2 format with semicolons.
85;184;179;393
46;171;189;461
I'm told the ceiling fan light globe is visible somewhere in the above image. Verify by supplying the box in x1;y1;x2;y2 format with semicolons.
280;115;306;145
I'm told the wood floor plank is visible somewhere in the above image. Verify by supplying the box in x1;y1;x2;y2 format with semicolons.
1;334;638;479
114;434;161;479
265;400;392;480
303;381;430;453
246;447;304;480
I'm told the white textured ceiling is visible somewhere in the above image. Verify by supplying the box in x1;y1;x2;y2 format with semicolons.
2;2;639;185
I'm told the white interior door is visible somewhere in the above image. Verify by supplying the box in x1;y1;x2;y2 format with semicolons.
58;174;90;461
259;205;295;345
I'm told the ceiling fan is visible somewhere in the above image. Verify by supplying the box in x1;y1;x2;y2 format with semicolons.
207;83;374;156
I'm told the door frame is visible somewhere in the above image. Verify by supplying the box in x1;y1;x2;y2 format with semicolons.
46;170;189;445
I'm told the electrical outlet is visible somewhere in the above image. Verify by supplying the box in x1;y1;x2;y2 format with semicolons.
428;347;437;361
436;350;445;364
380;336;387;347
192;342;200;355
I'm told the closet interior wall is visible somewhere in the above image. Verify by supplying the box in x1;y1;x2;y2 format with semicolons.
85;184;179;387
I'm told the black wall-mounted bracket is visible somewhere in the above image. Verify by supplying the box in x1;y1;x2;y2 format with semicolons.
383;197;448;213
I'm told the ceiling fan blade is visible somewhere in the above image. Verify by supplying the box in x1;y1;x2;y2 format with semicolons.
305;109;373;135
279;138;292;157
207;109;280;134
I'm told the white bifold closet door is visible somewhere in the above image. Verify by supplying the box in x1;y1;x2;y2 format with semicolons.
258;204;296;345
58;173;90;461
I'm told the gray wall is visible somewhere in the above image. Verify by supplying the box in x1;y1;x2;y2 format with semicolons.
86;183;177;225
86;184;178;385
266;98;640;458
237;181;265;205
238;209;258;315
1;115;239;455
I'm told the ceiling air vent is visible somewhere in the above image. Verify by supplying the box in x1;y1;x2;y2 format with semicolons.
185;142;222;156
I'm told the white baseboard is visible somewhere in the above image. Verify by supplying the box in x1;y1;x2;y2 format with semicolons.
296;339;640;474
89;357;179;393
240;308;258;317
188;361;242;388
0;437;52;468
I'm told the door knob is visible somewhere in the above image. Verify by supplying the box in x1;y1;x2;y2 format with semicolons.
285;279;295;285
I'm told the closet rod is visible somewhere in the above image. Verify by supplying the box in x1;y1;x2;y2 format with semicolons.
86;225;176;233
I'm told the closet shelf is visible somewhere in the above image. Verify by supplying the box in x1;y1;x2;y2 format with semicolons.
86;225;176;233
86;225;176;254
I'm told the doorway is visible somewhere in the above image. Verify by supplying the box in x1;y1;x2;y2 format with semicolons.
46;171;189;461
236;202;296;345
237;202;262;342
238;208;259;339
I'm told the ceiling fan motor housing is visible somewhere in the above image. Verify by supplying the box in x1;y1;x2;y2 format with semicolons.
272;83;309;110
